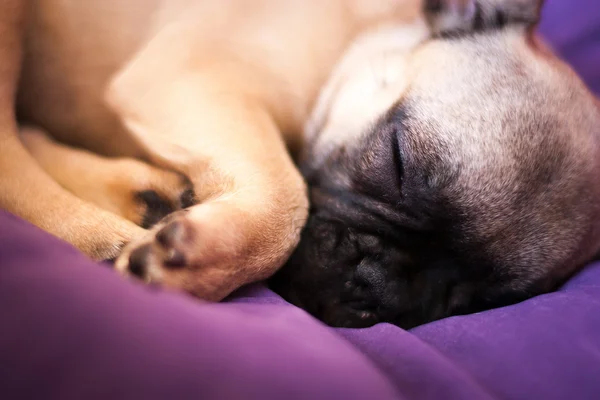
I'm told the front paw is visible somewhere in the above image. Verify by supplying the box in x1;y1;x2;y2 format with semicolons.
115;197;307;301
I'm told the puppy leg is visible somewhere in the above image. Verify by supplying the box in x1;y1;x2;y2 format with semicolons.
0;1;146;261
0;135;147;260
0;127;147;260
112;97;308;300
105;25;308;300
20;127;194;229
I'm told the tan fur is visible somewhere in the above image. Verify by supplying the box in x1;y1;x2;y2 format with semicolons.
1;0;599;305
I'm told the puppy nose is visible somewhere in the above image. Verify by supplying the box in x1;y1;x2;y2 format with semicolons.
128;244;152;278
355;261;386;297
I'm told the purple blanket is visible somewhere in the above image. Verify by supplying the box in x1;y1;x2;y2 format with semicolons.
2;1;600;399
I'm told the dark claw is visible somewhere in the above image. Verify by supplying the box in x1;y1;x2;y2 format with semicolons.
156;221;184;249
179;187;196;209
128;244;152;278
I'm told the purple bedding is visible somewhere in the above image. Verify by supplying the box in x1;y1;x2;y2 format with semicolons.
2;1;600;399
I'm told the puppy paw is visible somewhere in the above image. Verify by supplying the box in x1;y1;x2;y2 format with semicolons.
20;127;195;229
424;0;543;36
114;196;305;301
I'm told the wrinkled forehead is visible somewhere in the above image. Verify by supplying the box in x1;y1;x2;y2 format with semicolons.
305;26;548;165
402;29;579;169
408;30;553;124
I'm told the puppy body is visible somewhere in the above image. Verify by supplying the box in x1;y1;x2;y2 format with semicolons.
4;0;419;299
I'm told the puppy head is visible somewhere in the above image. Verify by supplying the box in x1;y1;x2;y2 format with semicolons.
271;0;600;329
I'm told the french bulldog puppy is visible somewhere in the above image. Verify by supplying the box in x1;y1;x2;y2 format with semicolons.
1;0;598;321
271;0;600;328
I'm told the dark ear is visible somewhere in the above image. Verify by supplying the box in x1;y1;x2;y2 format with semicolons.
424;0;545;37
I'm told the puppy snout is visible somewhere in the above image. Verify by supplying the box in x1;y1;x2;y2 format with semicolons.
355;260;386;297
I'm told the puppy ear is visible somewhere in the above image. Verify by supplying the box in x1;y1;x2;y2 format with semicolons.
424;0;545;36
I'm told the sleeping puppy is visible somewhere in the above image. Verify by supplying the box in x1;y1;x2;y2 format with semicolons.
271;0;600;328
0;0;598;323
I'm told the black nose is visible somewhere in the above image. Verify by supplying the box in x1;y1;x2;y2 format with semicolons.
128;244;152;278
354;260;387;298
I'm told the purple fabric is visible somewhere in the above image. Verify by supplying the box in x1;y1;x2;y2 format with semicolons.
539;1;600;95
1;1;600;399
0;211;397;400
